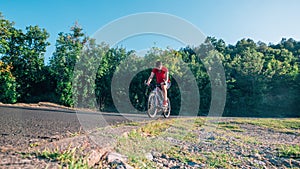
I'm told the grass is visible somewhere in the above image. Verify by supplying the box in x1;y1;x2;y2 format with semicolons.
139;119;175;136
217;122;245;132
231;118;300;135
114;117;226;168
160;118;201;143
205;152;242;169
242;135;262;145
112;121;141;128
108;117;300;168
163;145;205;164
278;145;300;158
29;142;40;148
116;131;163;168
115;119;174;168
35;146;90;169
114;118;248;168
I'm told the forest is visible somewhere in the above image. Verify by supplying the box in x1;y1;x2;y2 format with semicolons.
1;12;299;117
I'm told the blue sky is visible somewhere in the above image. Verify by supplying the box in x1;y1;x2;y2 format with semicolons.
1;0;300;62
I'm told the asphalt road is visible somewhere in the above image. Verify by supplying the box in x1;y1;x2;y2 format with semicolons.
0;106;149;149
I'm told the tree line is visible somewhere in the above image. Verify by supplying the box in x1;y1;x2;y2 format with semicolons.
1;12;299;117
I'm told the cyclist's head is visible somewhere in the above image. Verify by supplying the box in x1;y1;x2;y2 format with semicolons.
156;61;162;70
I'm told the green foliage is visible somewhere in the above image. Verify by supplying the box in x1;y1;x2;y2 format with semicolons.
36;147;90;168
0;12;14;56
50;22;87;107
95;47;129;111
219;38;299;117
73;39;109;108
278;145;300;158
232;118;300;131
0;61;17;103
0;13;50;102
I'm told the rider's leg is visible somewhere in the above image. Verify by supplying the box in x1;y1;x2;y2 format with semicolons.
161;84;168;106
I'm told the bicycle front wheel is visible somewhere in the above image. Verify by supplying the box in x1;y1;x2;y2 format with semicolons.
163;98;171;118
147;93;158;118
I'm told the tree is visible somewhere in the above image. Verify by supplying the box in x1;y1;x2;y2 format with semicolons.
0;13;50;102
225;39;265;116
73;39;109;108
0;12;14;58
50;22;87;107
19;26;50;101
95;47;129;111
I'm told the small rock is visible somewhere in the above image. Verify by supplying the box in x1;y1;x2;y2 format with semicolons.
151;151;161;158
50;135;60;141
291;159;300;167
207;136;216;140
115;164;125;169
157;163;164;168
107;152;128;163
194;164;201;168
124;163;135;169
254;159;266;166
253;153;262;160
122;132;129;138
187;161;198;167
109;159;123;167
236;151;242;155
282;159;292;168
161;159;169;167
86;150;101;167
161;154;169;159
29;139;39;143
20;159;32;164
169;157;177;161
145;152;153;161
152;158;158;162
269;158;279;166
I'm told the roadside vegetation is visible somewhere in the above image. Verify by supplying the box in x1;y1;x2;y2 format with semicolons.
35;147;90;169
114;118;300;168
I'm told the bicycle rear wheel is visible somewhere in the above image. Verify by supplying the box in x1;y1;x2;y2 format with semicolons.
147;93;158;118
163;98;171;118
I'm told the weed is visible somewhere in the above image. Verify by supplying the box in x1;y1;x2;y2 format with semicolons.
218;123;245;132
205;152;241;169
278;145;300;158
139;119;174;136
35;146;90;169
29;142;40;148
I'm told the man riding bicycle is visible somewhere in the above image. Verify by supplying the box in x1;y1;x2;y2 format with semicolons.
146;61;170;107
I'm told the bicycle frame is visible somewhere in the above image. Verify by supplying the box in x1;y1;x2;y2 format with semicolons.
151;87;164;109
145;82;171;118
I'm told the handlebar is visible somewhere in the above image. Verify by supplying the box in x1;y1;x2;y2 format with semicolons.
144;80;165;87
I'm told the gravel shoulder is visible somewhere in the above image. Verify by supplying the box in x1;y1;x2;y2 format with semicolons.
114;118;300;169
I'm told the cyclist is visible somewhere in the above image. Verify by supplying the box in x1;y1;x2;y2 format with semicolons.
146;61;170;107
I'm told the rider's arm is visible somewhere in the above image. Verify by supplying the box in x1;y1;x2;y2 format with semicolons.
147;72;154;85
165;71;169;83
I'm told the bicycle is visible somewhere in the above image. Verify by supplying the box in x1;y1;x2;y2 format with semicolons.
145;82;171;118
